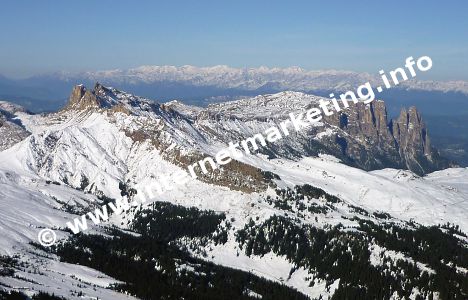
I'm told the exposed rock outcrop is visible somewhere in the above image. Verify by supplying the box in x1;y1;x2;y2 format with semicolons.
60;84;450;176
62;83;121;112
189;93;450;175
323;101;450;175
64;84;100;110
0;107;30;151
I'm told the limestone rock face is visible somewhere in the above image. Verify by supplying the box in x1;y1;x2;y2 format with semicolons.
390;107;438;174
63;83;119;111
64;85;100;111
322;101;449;175
185;92;451;175
392;107;431;156
58;84;450;175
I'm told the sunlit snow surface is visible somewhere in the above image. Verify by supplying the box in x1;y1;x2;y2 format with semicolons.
0;90;467;299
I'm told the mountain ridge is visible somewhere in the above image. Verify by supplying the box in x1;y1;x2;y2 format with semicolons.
3;83;452;176
20;65;468;95
0;84;467;299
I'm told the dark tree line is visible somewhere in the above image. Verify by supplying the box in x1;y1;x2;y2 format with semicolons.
236;215;468;300
54;202;308;300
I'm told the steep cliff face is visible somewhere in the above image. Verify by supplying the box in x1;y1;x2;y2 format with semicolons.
35;85;453;176
62;83;124;112
180;92;450;175
63;84;100;111
392;107;431;156
390;107;446;174
58;84;276;193
322;101;450;175
322;101;400;171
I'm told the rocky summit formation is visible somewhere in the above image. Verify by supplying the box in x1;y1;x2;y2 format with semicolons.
391;107;439;173
58;83;276;193
322;101;450;175
174;91;450;176
8;84;449;177
63;83;118;111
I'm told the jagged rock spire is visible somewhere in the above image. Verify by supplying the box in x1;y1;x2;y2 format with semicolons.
64;84;103;111
63;82;122;112
392;106;431;157
322;100;447;175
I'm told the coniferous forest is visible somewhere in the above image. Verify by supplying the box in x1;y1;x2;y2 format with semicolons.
44;193;467;300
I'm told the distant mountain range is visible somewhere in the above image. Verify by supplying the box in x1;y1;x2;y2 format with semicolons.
2;65;468;114
30;65;468;94
2;66;468;167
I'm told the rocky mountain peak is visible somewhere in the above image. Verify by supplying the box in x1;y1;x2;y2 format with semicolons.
195;93;450;175
64;84;104;111
93;82;114;99
57;85;450;175
393;107;430;154
62;83;157;115
323;101;448;175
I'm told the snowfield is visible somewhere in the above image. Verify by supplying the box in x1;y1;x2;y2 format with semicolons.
0;87;467;299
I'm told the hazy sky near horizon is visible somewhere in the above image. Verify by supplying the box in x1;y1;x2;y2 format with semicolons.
1;1;467;80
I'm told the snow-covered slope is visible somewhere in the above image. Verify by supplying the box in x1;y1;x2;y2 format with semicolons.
0;170;137;299
0;101;30;151
0;85;467;299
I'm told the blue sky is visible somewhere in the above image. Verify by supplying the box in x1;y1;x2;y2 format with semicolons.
1;0;467;80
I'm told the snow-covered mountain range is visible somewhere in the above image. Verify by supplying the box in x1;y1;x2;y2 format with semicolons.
0;84;467;299
44;65;468;95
